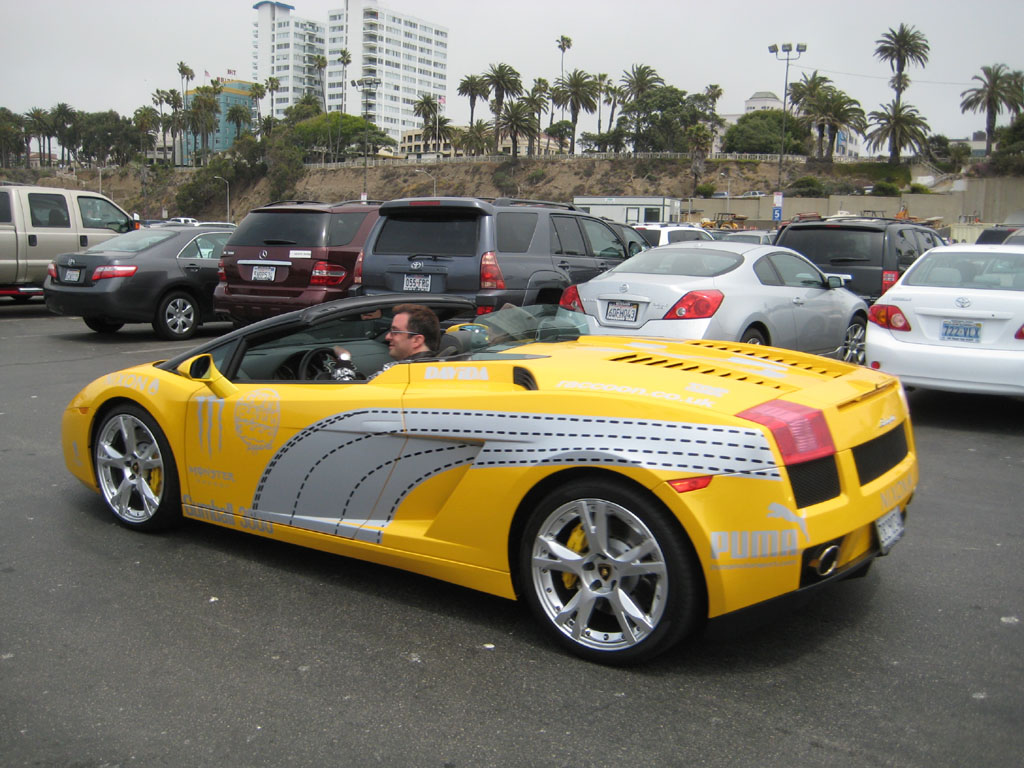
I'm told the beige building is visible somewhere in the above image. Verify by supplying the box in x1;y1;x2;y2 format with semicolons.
398;126;566;158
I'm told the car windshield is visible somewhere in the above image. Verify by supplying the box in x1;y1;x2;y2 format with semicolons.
609;247;743;277
470;303;588;351
85;229;178;253
721;233;762;244
228;210;329;246
903;251;1024;290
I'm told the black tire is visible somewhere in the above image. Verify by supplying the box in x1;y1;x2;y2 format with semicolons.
740;327;766;345
839;316;867;365
84;316;124;334
519;477;703;665
153;291;199;340
93;404;181;531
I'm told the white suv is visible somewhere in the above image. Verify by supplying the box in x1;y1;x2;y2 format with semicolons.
633;223;713;246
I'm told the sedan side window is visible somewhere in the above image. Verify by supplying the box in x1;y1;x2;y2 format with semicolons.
770;252;825;288
753;256;783;286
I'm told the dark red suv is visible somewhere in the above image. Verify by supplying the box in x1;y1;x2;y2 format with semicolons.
214;199;381;324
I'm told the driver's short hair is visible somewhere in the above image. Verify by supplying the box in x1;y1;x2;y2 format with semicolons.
393;303;440;351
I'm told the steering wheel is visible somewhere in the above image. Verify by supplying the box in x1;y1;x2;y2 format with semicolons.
299;347;342;380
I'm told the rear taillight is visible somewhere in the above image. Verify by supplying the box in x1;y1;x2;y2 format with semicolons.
47;262;57;279
559;285;584;312
92;265;138;280
217;259;226;282
1015;324;1024;340
869;304;911;331
663;290;724;319
881;270;899;293
310;260;346;286
739;401;836;465
480;251;505;289
353;251;363;284
475;306;495;315
668;476;713;493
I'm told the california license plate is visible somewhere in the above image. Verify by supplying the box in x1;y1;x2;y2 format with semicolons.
64;268;81;283
251;265;276;281
606;300;639;322
940;319;981;343
875;507;904;554
403;274;431;291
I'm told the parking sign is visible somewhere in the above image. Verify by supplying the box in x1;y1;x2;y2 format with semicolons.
772;207;782;221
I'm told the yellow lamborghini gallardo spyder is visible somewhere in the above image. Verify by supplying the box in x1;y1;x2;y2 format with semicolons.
61;294;917;664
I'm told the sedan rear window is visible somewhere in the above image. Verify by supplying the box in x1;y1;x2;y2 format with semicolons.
374;215;478;256
611;247;742;277
228;211;329;247
779;227;884;267
85;229;177;253
904;251;1024;290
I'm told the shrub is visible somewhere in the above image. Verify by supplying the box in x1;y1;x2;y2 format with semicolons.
872;181;901;196
787;176;825;197
909;183;930;194
696;182;715;198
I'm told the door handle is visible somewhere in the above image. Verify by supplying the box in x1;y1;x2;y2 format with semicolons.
80;235;88;247
28;234;37;246
792;297;805;305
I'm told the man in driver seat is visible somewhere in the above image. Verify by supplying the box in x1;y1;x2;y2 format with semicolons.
333;303;439;380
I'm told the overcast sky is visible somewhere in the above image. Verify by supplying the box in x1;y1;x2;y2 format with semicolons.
3;0;1021;141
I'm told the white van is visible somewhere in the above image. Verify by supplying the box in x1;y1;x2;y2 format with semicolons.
0;184;135;300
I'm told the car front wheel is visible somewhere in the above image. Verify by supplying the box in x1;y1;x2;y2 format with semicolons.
839;317;867;364
154;291;199;340
94;404;181;530
520;478;702;665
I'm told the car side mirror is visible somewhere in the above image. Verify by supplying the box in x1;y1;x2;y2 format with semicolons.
826;274;849;289
177;353;238;398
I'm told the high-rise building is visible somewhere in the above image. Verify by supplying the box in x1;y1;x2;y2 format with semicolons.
252;1;449;143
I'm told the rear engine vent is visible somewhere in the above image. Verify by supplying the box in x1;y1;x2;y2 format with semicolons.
608;353;787;390
853;424;909;486
788;455;841;508
686;340;850;379
513;366;538;391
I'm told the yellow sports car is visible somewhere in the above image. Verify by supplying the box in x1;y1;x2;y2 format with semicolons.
61;294;917;664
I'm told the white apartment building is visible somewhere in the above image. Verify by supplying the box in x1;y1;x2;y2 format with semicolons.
252;0;449;143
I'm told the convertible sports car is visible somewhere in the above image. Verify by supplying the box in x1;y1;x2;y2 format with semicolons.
61;294;918;664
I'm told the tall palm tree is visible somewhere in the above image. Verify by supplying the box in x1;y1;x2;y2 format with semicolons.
337;48;351;112
249;81;265;126
604;83;625;132
266;76;281;120
483;63;523;123
554;69;599;155
620;64;664;104
313;54;328;113
177;62;194;163
494;99;537;158
458;120;491;157
594;73;609;133
133;106;159;157
51;102;75;166
165;90;183;164
226;104;251;144
816;90;867;161
457;73;490;127
556;35;572;119
413;93;440;151
788;70;832;158
25;107;50;166
423;115;454;157
960;63;1024;155
867;100;930;164
687;123;713;196
522;82;549;155
874;23;930;108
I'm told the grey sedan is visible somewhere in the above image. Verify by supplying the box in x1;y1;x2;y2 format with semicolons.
560;241;868;362
44;225;233;340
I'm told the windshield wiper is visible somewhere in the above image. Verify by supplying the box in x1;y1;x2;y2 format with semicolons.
408;253;452;261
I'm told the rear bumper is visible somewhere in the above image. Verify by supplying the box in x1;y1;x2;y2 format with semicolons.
43;280;151;322
213;284;345;321
866;327;1024;395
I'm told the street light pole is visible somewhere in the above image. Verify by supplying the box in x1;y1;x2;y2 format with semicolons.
720;171;731;213
352;76;382;200
415;169;437;196
768;42;807;192
213;175;230;223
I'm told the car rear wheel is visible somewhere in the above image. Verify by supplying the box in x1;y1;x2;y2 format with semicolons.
154;291;199;340
839;317;866;365
740;327;766;345
93;405;181;530
520;478;702;665
84;316;124;334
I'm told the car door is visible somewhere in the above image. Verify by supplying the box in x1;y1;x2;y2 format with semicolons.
177;231;232;313
550;215;607;285
578;217;627;273
768;251;845;354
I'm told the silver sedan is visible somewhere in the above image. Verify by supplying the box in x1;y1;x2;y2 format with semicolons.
560;241;869;362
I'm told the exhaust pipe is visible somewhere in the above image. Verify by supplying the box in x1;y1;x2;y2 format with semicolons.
809;544;840;577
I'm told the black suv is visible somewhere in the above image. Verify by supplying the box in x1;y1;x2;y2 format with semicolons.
214;199;381;323
775;216;945;302
355;197;642;311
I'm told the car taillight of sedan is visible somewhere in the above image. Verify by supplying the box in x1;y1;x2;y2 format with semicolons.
664;290;724;319
559;285;584;312
869;304;912;331
92;265;138;280
310;261;347;286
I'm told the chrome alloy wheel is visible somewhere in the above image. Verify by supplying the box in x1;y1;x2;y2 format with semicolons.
840;318;867;365
95;413;166;524
530;498;669;653
163;296;196;337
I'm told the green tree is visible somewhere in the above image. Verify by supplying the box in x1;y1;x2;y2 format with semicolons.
177;61;194;163
687;123;713;196
336;49;351;112
723;109;809;154
226;104;251;144
789;70;833;158
25;107;50;166
814;89;866;161
0;108;26;168
483;62;523;127
456;120;491;157
266;76;281;122
133;105;159;156
522;80;549;156
494;99;538;158
556;34;572;120
313;54;328;113
51;102;76;165
458;74;490;127
874;23;930;108
553;68;599;154
867;100;930;164
249;82;265;126
960;63;1024;156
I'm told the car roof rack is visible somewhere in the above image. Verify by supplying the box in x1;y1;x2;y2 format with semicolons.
263;200;329;207
328;199;386;206
492;197;578;210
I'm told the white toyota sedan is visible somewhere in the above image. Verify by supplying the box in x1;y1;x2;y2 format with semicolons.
865;245;1024;395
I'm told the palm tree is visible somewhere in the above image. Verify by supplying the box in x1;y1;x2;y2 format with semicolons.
867;100;930;164
960;63;1024;155
556;35;572;119
266;76;281;119
249;81;266;126
483;62;523;123
494;99;537;158
423;115;454;157
313;54;328;113
594;73;609;133
226;104;251;144
458;120;491;157
133;106;159;157
165;90;183;164
177;62;194;163
25;107;50;166
457;74;490;127
336;48;352;112
51;102;75;166
604;83;625;132
554;69;599;155
816;90;867;161
413;93;440;151
687;123;713;196
620;64;664;104
522;82;549;155
874;23;930;108
788;71;833;158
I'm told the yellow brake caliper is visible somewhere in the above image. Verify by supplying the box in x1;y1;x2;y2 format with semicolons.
562;525;587;589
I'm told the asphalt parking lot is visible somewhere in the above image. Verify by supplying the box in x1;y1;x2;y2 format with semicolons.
1;300;1021;767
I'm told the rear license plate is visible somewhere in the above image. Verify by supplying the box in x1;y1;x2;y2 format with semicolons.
940;319;981;343
251;265;276;281
403;274;431;292
875;507;904;554
64;268;81;283
606;300;639;322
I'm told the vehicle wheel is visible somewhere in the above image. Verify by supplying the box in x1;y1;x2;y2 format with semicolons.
839;316;867;365
740;327;766;345
519;478;703;665
153;291;199;340
84;316;124;334
93;404;181;531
